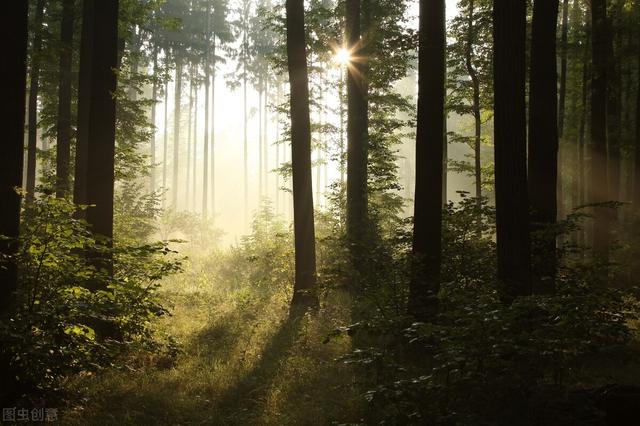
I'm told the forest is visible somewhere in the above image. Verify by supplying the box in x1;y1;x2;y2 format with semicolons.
1;0;640;424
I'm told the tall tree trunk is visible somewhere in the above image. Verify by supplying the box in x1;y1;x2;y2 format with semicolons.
173;56;182;208
339;66;346;184
202;6;211;218
285;0;318;313
0;1;28;313
259;86;264;199
243;12;249;228
557;0;570;221
634;38;640;211
26;0;45;200
187;70;193;205
493;0;531;301
150;46;158;193
590;0;610;270
264;78;269;202
210;37;216;216
606;0;623;207
574;31;590;246
74;0;119;280
193;81;198;211
528;0;559;293
56;0;75;198
0;1;28;401
163;78;169;206
409;0;445;318
465;0;482;205
345;0;368;279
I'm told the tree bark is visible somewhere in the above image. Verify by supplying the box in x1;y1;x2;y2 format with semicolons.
56;0;75;198
465;0;482;205
635;36;640;211
150;46;158;193
528;0;559;293
26;0;45;200
493;0;531;301
409;0;445;318
202;4;211;217
187;71;193;203
0;1;28;313
173;56;182;208
558;0;569;138
0;2;28;402
590;0;610;270
285;0;318;313
210;37;216;216
74;0;119;280
345;0;369;281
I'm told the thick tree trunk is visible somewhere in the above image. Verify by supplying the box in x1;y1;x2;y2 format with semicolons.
56;0;75;198
590;0;610;270
0;1;28;313
285;0;318;313
0;2;28;402
528;0;559;293
74;0;119;279
409;0;445;318
26;0;45;200
493;0;531;301
345;0;368;280
173;56;182;208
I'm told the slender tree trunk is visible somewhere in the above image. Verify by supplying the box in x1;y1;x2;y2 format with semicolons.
26;0;45;200
346;0;369;278
193;81;199;211
339;66;346;184
557;0;570;221
465;0;482;205
56;0;75;198
187;71;193;204
202;6;211;218
211;37;216;217
528;0;559;292
606;0;623;207
74;0;119;280
577;31;590;248
243;14;249;228
493;0;531;301
163;78;169;205
590;0;610;270
634;39;640;211
150;46;158;193
173;56;182;208
276;83;281;214
259;86;264;199
264;78;269;202
409;0;445;318
285;0;318;313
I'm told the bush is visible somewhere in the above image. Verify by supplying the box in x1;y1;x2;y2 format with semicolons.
0;194;182;399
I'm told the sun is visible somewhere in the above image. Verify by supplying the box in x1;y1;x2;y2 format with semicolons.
334;47;351;65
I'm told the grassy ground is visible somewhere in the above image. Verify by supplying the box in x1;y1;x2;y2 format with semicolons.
61;254;365;425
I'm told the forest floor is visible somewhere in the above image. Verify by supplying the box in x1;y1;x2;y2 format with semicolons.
61;252;365;425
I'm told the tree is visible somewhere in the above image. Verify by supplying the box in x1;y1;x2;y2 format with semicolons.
345;0;368;280
26;0;45;200
492;0;531;300
528;0;559;292
409;0;445;318
0;1;29;314
56;0;75;198
285;0;318;312
589;0;610;268
447;0;493;206
173;56;183;207
73;0;120;280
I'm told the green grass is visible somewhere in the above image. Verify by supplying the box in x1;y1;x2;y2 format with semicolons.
60;255;365;425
